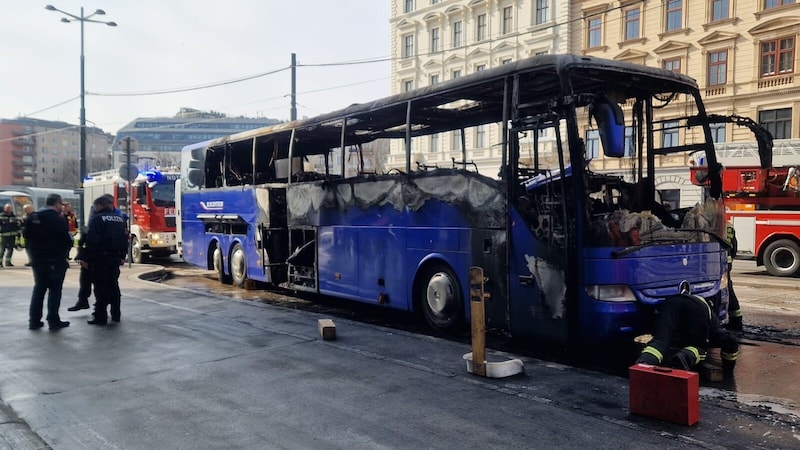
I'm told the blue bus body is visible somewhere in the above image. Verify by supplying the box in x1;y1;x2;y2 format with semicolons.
179;55;767;347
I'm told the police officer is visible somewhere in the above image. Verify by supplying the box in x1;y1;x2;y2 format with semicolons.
0;203;21;267
726;222;743;331
83;195;128;325
636;282;738;376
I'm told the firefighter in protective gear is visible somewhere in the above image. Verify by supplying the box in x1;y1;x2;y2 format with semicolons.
636;282;739;376
0;204;21;267
726;222;743;331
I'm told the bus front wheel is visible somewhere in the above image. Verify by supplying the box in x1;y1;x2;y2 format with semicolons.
214;244;232;285
763;239;800;277
230;243;247;288
419;264;464;332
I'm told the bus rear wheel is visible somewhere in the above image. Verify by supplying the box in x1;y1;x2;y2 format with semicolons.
214;244;232;285
764;239;800;277
230;243;247;288
419;264;464;332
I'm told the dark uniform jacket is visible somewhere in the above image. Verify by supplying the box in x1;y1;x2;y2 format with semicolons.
85;208;128;262
0;212;21;240
22;208;72;265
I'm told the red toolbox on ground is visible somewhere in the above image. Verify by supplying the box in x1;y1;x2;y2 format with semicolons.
629;364;699;426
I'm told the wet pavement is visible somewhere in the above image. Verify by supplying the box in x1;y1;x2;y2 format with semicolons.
1;252;800;449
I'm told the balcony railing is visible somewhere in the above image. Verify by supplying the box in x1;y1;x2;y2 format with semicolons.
757;74;794;89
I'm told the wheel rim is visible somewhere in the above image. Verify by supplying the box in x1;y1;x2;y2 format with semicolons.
213;247;223;273
231;245;246;282
131;239;141;262
426;272;456;318
770;247;798;272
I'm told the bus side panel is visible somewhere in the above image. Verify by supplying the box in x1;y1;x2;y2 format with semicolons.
318;226;359;298
506;207;569;345
357;226;408;309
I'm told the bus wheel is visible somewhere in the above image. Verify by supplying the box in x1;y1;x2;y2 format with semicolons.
131;237;143;264
419;264;464;332
214;244;232;285
764;239;800;277
230;243;247;288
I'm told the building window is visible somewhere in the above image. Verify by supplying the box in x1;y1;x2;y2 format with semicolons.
662;121;679;148
759;108;792;139
453;21;463;48
665;0;683;32
404;0;414;13
663;58;681;73
431;28;440;53
404;80;414;92
765;0;795;9
452;69;462;79
431;0;439;4
403;35;414;58
760;37;795;77
430;74;440;85
587;16;602;48
623;7;640;41
501;58;513;64
710;123;726;143
476;14;487;41
475;64;486;72
624;127;635;156
475;125;486;148
711;0;729;21
707;50;727;86
452;130;462;151
585;130;600;159
502;6;513;34
535;0;548;24
430;133;440;152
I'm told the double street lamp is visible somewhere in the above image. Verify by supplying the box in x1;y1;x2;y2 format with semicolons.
45;4;116;224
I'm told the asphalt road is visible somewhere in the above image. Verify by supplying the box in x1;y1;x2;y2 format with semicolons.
1;252;799;449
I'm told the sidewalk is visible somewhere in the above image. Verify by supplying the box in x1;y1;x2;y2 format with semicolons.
0;251;798;449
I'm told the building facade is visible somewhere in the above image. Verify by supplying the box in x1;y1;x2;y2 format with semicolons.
391;0;800;208
0;118;113;188
114;108;279;168
389;0;570;173
572;0;800;206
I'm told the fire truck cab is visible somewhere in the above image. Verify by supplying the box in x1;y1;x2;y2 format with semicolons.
84;169;179;263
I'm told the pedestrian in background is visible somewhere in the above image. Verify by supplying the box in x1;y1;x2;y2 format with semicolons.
84;195;128;325
21;204;34;267
24;194;73;330
0;203;21;267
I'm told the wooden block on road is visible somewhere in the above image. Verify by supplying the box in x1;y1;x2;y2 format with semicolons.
318;319;336;340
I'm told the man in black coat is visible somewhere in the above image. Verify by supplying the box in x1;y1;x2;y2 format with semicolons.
24;194;73;330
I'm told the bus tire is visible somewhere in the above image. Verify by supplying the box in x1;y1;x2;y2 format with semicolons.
418;264;464;332
214;244;232;285
131;237;143;264
763;239;800;277
230;243;247;288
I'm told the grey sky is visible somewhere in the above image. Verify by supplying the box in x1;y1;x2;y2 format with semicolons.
0;1;391;133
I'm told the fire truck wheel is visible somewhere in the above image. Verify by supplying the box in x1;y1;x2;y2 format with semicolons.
214;244;232;285
418;263;464;332
230;243;247;288
764;239;800;277
131;237;144;264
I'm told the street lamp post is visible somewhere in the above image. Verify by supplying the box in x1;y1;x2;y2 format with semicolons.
45;4;116;225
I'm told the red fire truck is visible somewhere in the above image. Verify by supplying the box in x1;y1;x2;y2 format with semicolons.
692;165;800;277
84;169;179;263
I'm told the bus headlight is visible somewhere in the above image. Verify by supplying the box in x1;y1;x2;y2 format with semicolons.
584;285;637;302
